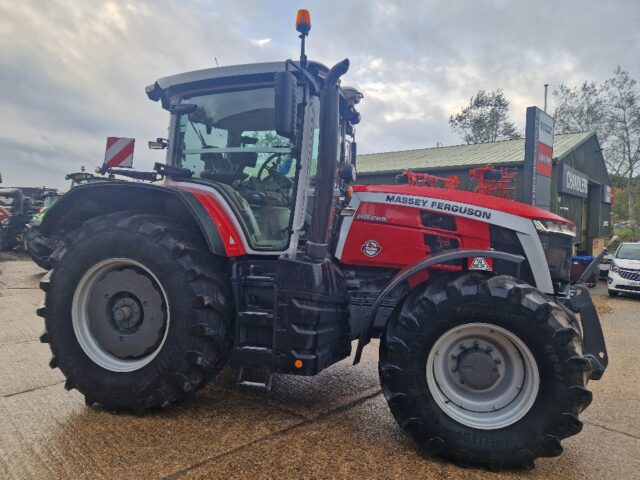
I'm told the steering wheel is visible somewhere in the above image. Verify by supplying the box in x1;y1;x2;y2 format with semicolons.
257;153;282;182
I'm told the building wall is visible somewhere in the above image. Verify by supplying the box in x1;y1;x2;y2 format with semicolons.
551;136;612;254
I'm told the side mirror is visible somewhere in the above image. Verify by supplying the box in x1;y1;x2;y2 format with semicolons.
148;138;168;150
274;71;297;140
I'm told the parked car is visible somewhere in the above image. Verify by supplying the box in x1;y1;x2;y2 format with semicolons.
599;253;614;279
608;242;640;296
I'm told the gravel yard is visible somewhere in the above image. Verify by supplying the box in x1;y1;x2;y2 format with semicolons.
1;255;639;479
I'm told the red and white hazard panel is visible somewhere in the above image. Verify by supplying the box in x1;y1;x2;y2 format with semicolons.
104;137;135;168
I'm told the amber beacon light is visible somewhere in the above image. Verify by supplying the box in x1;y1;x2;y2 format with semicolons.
296;9;311;35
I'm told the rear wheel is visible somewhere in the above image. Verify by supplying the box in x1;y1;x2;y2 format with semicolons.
38;212;233;413
379;274;592;470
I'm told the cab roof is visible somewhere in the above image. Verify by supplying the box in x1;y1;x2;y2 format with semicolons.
146;61;330;107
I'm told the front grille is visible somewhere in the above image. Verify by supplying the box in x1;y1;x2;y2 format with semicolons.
420;211;456;231
424;234;462;267
619;269;640;282
538;232;572;283
424;234;459;252
489;225;535;286
617;284;640;292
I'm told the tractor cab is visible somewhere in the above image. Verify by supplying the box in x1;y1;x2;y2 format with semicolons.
146;60;361;255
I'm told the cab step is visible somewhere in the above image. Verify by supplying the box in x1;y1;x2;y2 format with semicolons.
236;367;273;392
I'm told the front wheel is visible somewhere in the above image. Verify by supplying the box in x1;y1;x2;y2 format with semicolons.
379;274;593;471
608;289;619;297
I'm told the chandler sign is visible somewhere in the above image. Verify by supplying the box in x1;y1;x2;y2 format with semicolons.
558;163;589;198
522;107;554;210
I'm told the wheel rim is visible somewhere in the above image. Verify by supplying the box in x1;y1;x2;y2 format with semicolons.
426;323;539;430
72;258;170;372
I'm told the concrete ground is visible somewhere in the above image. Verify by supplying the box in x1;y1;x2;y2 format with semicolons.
1;254;639;479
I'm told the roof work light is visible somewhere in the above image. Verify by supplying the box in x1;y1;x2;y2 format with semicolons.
296;9;311;35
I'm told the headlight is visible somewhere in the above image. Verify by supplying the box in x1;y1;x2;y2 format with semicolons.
611;265;619;273
533;219;577;237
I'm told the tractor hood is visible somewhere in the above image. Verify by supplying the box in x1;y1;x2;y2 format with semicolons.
352;185;571;224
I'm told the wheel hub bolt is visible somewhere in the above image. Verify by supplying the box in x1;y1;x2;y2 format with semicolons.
114;306;132;323
111;297;143;332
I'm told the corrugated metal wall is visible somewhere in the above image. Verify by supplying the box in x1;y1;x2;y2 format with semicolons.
554;136;612;251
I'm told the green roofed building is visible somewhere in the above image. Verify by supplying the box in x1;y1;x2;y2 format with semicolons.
357;131;612;255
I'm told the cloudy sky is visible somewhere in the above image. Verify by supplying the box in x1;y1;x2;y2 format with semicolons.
0;0;638;189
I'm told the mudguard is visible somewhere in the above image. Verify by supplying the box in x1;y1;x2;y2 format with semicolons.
40;181;234;257
353;248;525;364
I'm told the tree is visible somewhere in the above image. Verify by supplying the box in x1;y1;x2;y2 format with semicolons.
612;187;640;227
554;67;640;240
449;90;521;144
604;67;640;240
553;81;611;141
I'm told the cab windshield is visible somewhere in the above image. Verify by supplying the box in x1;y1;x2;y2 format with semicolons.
173;86;302;250
43;194;60;209
616;243;640;260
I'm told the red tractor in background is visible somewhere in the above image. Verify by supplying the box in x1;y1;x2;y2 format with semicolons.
37;11;607;470
470;164;518;199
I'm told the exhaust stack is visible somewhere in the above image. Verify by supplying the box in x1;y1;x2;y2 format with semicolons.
305;59;350;261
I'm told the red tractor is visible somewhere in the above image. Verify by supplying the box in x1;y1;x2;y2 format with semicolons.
38;11;607;470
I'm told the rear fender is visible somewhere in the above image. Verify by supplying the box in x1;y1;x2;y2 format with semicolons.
352;248;525;364
40;182;241;257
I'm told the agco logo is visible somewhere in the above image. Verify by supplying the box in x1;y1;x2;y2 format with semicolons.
361;240;382;257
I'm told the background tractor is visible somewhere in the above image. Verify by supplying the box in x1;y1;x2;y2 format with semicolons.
0;187;31;251
37;10;607;470
24;169;115;269
24;189;61;268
